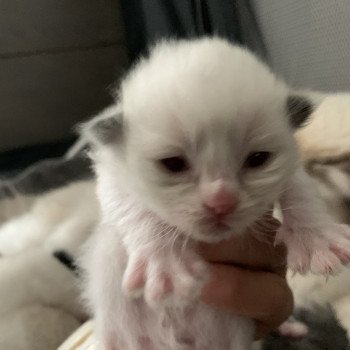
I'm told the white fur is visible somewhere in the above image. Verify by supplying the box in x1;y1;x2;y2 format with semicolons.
0;180;99;257
294;92;350;224
0;191;34;225
0;248;85;322
295;93;350;162
81;38;350;350
0;247;85;350
287;92;350;338
0;180;99;349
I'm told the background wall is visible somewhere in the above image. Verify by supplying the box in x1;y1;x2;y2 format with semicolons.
253;0;350;92
2;0;350;154
0;0;128;152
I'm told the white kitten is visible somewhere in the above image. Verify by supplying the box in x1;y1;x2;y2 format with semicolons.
80;37;350;350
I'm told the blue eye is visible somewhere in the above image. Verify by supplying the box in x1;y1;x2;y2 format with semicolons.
244;152;271;168
159;156;189;173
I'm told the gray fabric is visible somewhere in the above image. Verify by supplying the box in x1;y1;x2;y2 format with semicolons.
0;185;14;199
120;0;266;59
0;155;93;199
252;0;350;92
233;0;267;60
263;306;350;350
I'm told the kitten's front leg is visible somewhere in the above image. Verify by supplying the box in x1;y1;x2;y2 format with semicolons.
122;223;209;308
277;167;350;275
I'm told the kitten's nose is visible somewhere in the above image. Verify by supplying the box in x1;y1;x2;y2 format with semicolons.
202;185;238;217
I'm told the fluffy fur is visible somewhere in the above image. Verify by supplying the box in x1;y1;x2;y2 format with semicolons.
288;92;350;338
294;92;350;224
0;248;85;344
0;179;98;350
80;38;350;350
0;180;98;257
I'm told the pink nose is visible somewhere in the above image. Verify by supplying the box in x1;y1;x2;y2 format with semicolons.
202;187;237;217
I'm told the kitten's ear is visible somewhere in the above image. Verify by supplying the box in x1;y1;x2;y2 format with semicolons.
80;105;123;146
286;95;314;128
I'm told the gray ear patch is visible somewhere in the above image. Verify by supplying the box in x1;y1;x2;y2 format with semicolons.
92;116;122;144
287;95;314;128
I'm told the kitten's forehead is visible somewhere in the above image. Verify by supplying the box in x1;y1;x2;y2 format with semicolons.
122;38;289;148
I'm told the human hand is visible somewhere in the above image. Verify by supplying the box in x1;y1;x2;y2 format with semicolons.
198;213;293;339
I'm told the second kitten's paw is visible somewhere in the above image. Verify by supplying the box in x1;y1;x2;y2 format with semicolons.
278;223;350;275
122;246;209;308
278;320;308;338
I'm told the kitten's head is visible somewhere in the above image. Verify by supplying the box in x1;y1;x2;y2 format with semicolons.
85;38;313;242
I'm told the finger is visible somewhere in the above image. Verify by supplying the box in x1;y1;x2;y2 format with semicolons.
201;264;293;329
255;322;275;339
198;232;286;275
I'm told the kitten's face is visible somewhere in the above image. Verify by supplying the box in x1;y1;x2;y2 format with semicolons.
123;97;297;242
94;39;302;242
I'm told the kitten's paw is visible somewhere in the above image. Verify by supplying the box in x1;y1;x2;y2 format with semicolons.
122;246;209;307
278;223;350;275
278;320;308;338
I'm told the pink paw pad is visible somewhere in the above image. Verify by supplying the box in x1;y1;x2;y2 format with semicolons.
282;223;350;276
330;245;350;265
309;249;341;275
145;271;173;305
122;248;208;308
122;255;147;298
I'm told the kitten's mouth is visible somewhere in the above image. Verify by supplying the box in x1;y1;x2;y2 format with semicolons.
212;221;231;231
194;223;233;243
198;218;232;237
203;216;231;227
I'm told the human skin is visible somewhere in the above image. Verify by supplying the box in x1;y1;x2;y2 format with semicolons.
198;213;293;339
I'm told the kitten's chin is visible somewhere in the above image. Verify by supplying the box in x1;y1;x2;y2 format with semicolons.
188;222;244;243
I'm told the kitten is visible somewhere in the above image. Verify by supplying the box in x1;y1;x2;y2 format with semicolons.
80;37;350;350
